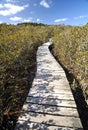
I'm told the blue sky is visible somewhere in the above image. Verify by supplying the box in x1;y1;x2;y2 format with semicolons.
0;0;88;25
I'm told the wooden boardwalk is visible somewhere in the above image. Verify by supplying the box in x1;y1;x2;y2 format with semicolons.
15;42;83;130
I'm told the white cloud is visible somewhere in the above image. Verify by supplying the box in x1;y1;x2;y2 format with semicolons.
23;19;31;22
0;3;28;16
54;18;68;23
23;17;33;22
10;16;22;21
0;4;3;8
10;16;33;23
6;0;19;2
0;21;3;24
6;0;12;2
37;18;40;22
40;0;50;8
74;15;88;19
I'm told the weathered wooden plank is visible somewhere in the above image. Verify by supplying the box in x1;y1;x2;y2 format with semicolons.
30;87;71;93
26;96;77;108
22;103;79;117
34;77;69;85
28;92;74;100
30;89;72;95
17;112;82;128
15;122;82;130
30;82;71;91
30;83;72;93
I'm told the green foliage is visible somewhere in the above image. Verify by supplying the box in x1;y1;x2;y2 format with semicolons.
52;24;88;103
0;23;51;129
1;22;88;129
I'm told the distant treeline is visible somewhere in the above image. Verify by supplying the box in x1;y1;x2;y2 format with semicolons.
17;22;47;26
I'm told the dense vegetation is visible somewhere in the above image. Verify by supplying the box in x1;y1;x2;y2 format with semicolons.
0;23;52;130
51;24;88;104
0;22;88;129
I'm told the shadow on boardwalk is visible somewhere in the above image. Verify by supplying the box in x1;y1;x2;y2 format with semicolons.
15;42;83;130
49;45;88;130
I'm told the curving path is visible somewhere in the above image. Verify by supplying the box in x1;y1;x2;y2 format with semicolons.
15;41;83;130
